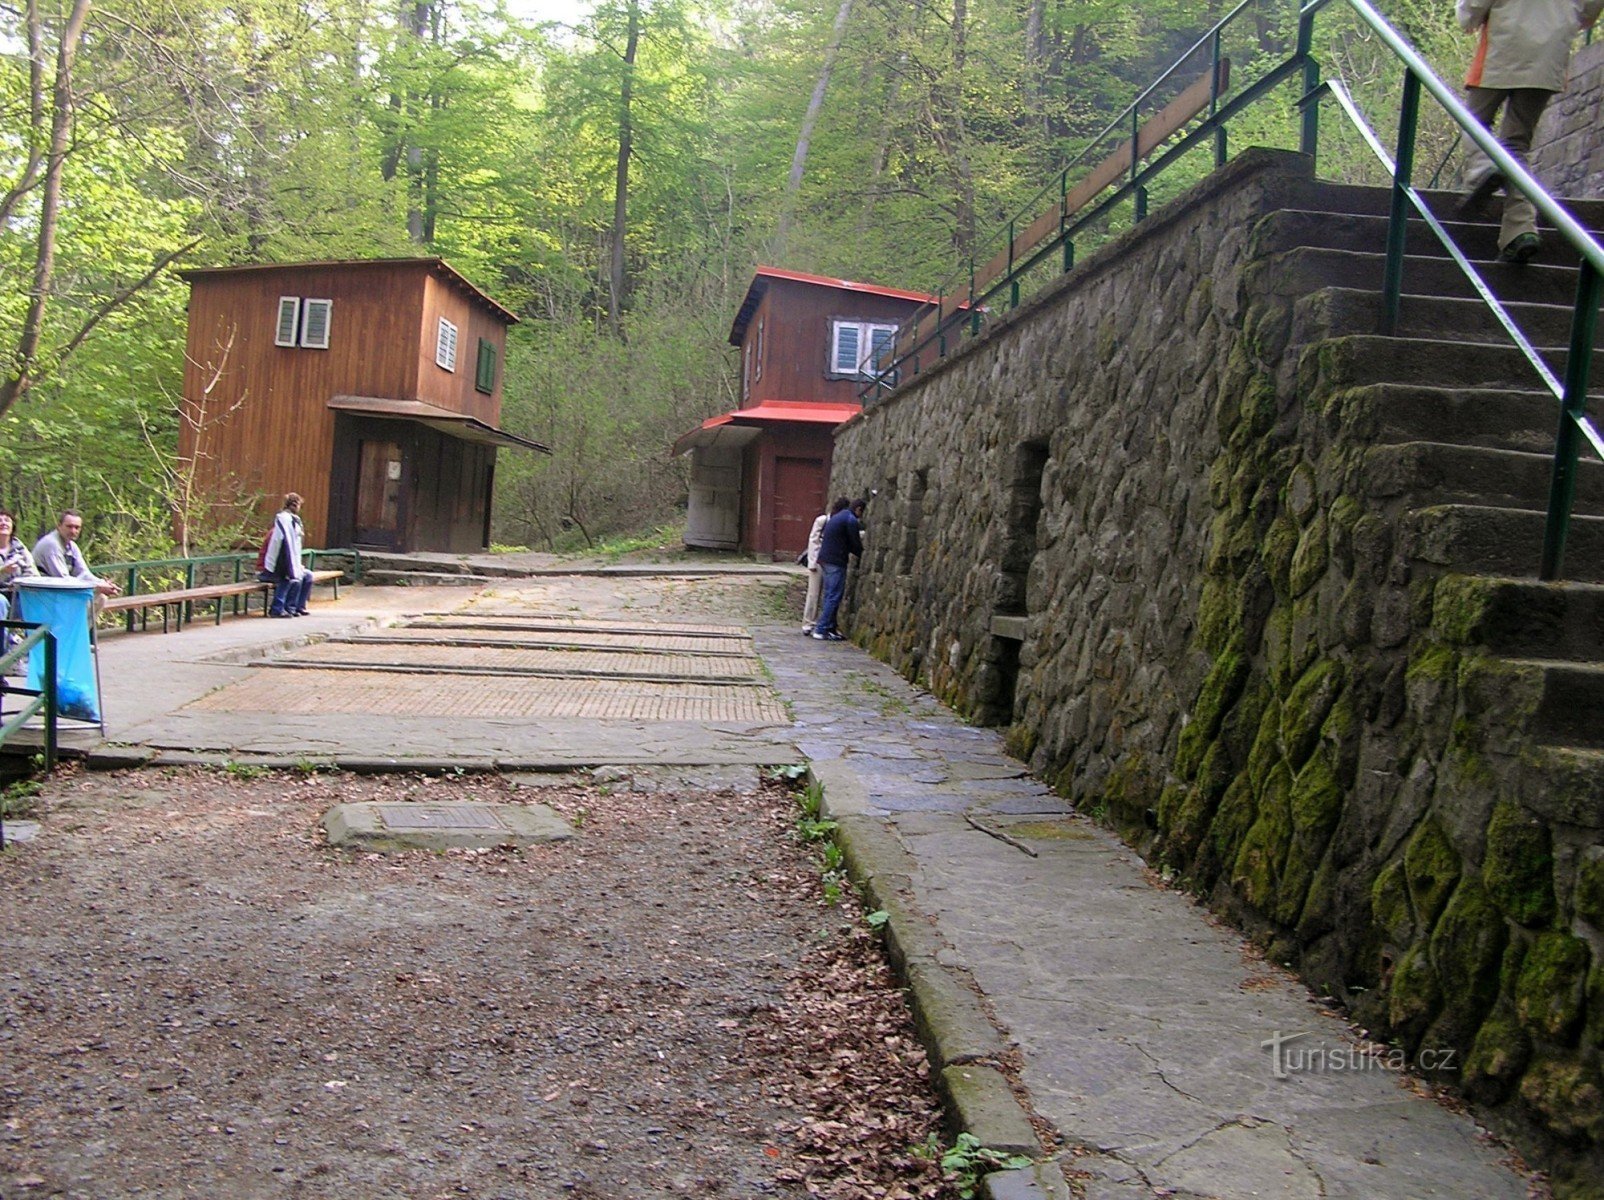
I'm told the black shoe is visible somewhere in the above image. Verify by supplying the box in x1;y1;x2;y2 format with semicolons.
1456;171;1503;220
1499;232;1541;264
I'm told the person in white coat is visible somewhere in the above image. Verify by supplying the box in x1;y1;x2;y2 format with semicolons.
259;493;314;617
801;498;847;634
1456;0;1604;261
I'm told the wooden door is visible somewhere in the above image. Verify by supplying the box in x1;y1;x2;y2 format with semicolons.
772;456;826;558
355;439;404;548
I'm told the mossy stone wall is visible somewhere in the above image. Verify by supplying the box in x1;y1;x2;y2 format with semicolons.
829;147;1604;1189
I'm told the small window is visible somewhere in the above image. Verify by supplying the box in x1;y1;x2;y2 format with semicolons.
475;338;497;393
742;342;752;401
275;297;301;347
435;317;458;372
754;318;764;381
830;319;898;379
300;298;332;349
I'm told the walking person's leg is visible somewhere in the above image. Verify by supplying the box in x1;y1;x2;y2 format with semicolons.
802;566;822;633
1492;87;1552;260
815;564;846;638
1458;86;1510;211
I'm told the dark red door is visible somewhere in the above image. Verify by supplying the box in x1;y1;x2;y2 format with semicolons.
772;456;826;559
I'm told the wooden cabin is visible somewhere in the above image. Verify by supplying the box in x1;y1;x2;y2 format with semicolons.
178;258;548;554
673;266;938;559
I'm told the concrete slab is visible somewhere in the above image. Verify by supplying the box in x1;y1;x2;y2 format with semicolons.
324;800;573;850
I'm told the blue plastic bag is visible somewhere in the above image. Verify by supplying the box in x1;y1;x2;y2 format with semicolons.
16;580;101;724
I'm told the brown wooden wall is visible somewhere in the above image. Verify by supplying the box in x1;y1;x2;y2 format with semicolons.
327;414;496;553
179;262;510;548
738;424;836;559
415;275;506;424
744;279;923;405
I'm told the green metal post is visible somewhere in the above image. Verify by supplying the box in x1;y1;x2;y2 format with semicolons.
1298;4;1320;162
969;262;980;337
1135;184;1149;223
1211;30;1227;168
124;567;137;632
1380;69;1421;336
1064;239;1075;273
1539;262;1601;580
43;631;56;772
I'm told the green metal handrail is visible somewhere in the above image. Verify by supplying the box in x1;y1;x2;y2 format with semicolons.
863;0;1601;580
0;622;58;848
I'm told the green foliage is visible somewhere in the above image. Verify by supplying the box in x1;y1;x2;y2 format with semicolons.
930;1132;1033;1198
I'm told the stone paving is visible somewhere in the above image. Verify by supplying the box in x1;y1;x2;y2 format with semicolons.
17;572;1541;1199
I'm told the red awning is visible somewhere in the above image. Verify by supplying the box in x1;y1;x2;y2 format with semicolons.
671;400;861;456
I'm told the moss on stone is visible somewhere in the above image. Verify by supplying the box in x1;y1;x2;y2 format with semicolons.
1003;723;1038;764
1175;645;1250;780
1514;932;1591;1044
1157;783;1214;867
1372;859;1415;946
1232;761;1294;915
1403;817;1461;929
1264;605;1295;690
1517;1056;1604;1144
1288;513;1330;598
1404;644;1458;714
1464;1003;1531;1103
1573;855;1604;932
1246;698;1283;795
1278;749;1344;925
1195;577;1236;658
1430;575;1496;646
1319;688;1361;786
1284;461;1319;524
1198;773;1256;891
1261;515;1299;597
1387;942;1442;1051
1280;658;1345;772
1428;878;1505;1023
1101;752;1156;837
1229;373;1278;448
1208;453;1234;510
1483;799;1556;928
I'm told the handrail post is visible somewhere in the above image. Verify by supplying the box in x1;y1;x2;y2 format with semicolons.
124;567;137;632
1539;261;1601;580
1211;29;1228;167
43;631;56;772
1381;68;1421;336
969;261;979;337
1297;2;1320;160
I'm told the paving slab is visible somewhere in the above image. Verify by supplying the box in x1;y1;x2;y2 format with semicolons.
754;622;1535;1200
323;800;573;850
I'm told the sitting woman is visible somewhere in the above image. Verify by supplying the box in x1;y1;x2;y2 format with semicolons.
0;508;39;621
258;493;314;617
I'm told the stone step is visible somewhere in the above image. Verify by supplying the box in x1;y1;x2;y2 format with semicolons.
356;554;534;579
1403;504;1604;583
1361;442;1604;515
1290;180;1604;231
1331;383;1559;454
1515;659;1604;749
1299;334;1604;396
1294;286;1590;349
1256;208;1586;268
361;570;496;588
1521;745;1604;828
1258;207;1603;268
1433;575;1604;663
1265;244;1590;308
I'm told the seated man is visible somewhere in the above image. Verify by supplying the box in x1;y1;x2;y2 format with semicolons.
32;509;121;599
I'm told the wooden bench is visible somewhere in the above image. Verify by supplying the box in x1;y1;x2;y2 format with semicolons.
103;580;273;634
310;569;345;598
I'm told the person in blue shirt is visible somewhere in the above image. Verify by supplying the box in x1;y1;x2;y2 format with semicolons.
812;496;865;641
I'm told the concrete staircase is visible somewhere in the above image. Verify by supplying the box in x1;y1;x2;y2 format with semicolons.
356;552;536;588
1259;182;1604;766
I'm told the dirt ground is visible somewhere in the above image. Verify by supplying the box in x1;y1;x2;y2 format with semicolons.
0;767;952;1199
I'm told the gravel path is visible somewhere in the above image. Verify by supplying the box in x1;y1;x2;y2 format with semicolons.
0;767;950;1199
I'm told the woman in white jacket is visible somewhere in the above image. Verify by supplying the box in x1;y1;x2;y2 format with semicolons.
259;493;314;617
1456;0;1603;261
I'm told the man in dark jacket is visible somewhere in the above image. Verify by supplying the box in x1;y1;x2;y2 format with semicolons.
812;496;864;641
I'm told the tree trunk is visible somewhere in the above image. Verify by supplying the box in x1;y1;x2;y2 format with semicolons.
607;0;640;340
943;0;975;259
405;1;432;244
776;0;854;251
0;0;94;421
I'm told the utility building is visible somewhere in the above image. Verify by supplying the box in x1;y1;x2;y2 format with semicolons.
179;258;548;553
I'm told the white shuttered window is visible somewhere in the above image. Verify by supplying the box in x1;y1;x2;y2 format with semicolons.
275;297;301;347
300;299;332;349
436;317;459;371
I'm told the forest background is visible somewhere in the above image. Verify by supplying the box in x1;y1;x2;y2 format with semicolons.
0;0;1473;560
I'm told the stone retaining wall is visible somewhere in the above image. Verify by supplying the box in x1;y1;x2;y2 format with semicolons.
1533;38;1604;198
829;147;1603;1190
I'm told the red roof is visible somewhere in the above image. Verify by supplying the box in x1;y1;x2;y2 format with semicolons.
672;400;861;456
729;266;946;346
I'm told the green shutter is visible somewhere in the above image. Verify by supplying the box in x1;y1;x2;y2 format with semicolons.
476;338;497;393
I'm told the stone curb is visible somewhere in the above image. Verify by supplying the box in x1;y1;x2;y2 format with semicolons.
979;1159;1079;1200
810;762;1043;1165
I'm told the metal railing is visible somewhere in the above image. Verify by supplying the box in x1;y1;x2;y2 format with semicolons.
0;621;57;848
863;0;1602;580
